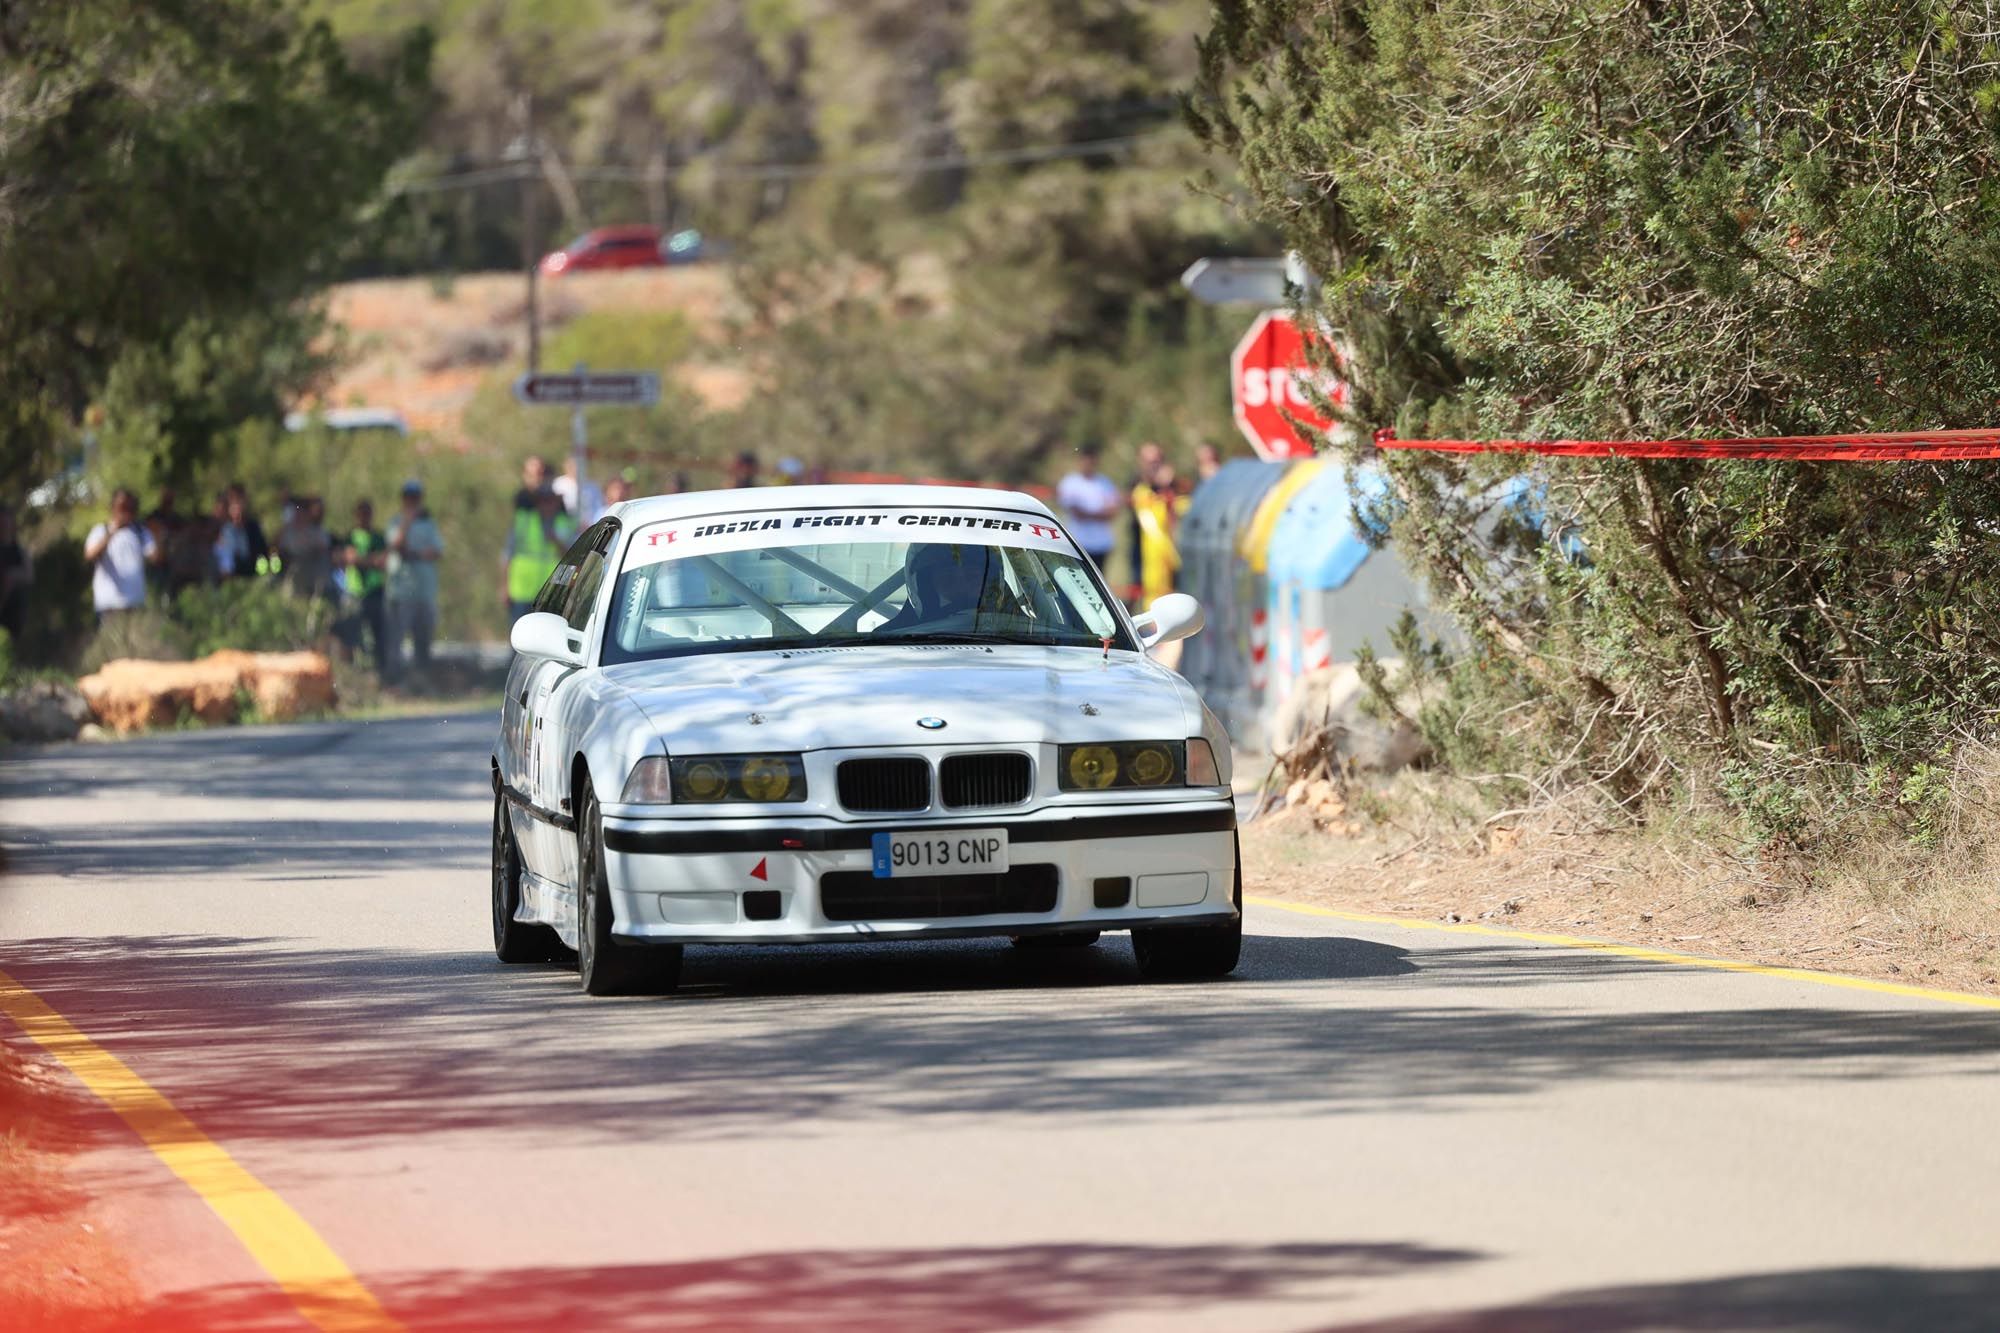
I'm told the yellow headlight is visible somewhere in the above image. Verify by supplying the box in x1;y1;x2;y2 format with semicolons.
681;761;729;802
1128;745;1175;787
738;756;794;802
1066;745;1119;790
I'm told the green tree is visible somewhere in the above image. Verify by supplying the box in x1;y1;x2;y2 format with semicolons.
0;0;430;496
1193;0;2000;812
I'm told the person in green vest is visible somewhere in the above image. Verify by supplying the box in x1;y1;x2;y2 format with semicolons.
504;485;578;624
340;499;389;672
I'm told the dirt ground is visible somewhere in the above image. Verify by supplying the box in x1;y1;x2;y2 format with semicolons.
321;267;745;439
1240;805;2000;999
0;1041;137;1330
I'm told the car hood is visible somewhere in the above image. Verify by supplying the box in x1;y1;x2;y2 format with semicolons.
604;645;1198;752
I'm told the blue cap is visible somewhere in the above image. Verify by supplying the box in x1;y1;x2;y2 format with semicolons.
400;478;423;496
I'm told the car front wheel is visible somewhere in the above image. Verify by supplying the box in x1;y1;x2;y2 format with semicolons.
576;781;683;997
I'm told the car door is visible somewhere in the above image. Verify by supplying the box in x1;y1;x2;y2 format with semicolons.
524;520;618;885
511;523;602;879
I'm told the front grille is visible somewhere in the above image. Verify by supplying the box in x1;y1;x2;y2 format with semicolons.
940;752;1032;809
837;757;931;812
820;864;1060;921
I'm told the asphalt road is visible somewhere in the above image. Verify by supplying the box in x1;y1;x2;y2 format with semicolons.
6;714;2000;1332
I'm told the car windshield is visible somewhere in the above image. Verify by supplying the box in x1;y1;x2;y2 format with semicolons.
601;503;1133;663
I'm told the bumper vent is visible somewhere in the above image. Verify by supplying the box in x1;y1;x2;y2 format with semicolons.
819;864;1060;921
940;752;1032;809
837;757;931;813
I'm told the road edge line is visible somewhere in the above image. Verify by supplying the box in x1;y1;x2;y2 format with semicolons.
0;968;405;1332
1245;894;2000;1011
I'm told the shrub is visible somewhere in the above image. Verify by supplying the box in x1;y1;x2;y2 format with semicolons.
172;581;332;658
79;609;189;672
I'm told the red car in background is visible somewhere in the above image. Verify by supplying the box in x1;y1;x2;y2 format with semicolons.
539;226;716;276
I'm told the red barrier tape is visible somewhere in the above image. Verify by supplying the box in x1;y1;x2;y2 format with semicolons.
1371;427;2000;461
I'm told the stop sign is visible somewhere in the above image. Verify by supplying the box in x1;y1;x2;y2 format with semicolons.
1230;310;1347;460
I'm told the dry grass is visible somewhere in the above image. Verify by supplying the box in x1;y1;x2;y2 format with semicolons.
0;1041;138;1329
1242;744;2000;997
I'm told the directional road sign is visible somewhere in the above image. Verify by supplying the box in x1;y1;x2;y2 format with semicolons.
513;371;660;408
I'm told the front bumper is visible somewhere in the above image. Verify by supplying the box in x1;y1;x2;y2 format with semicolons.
600;802;1238;944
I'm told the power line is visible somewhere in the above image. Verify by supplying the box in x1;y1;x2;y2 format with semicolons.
389;128;1183;197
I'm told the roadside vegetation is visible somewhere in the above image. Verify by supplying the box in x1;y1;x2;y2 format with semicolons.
1197;1;2000;940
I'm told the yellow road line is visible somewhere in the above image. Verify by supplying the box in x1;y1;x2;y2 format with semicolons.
0;968;404;1332
1246;894;2000;1012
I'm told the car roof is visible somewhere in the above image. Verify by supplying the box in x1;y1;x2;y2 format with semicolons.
584;224;661;242
608;483;1057;528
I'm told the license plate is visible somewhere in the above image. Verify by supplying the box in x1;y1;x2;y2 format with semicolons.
871;829;1010;878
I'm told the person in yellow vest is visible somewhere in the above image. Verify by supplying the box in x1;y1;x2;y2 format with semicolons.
503;486;579;624
1131;464;1190;606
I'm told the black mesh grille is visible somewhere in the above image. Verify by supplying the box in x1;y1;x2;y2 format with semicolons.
819;864;1059;921
940;753;1033;809
837;757;931;812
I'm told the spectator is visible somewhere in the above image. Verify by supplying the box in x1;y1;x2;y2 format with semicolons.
729;450;760;488
166;507;216;596
552;455;605;524
213;484;271;579
1195;442;1223;484
386;480;444;682
1056;446;1122;570
144;487;182;596
514;456;551;513
503;485;577;623
602;476;632;508
340;499;389;671
0;504;31;644
1132;463;1190;605
278;496;333;602
84;488;160;620
1123;442;1166;593
774;457;804;485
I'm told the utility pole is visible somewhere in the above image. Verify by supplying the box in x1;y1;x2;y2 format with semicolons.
512;92;542;375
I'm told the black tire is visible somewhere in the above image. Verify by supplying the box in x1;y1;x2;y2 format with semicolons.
1012;930;1101;950
576;782;683;997
492;790;561;964
1131;836;1243;981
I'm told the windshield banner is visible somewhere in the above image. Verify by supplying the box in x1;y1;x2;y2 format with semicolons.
622;505;1076;570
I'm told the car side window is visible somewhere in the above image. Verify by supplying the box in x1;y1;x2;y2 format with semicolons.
562;521;618;631
532;521;602;617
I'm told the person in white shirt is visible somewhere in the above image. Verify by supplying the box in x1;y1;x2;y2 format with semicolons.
83;488;161;618
1055;446;1123;569
551;456;605;525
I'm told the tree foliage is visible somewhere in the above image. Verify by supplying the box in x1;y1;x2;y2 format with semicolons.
1193;0;2000;819
0;0;430;492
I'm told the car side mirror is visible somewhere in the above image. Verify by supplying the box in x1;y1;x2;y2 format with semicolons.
1134;593;1203;649
510;611;585;665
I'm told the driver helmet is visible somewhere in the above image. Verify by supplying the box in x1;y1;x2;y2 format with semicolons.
904;543;987;615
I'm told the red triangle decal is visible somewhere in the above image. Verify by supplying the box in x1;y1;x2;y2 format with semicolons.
750;857;768;882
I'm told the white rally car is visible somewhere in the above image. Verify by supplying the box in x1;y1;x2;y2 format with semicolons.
491;484;1241;995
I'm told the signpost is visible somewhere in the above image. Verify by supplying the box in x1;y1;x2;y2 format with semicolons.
514;367;661;503
1229;310;1347;461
